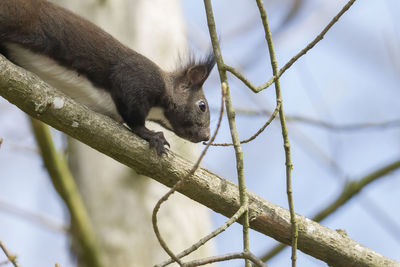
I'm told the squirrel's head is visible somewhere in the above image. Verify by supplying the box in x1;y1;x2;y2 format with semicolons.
163;53;215;143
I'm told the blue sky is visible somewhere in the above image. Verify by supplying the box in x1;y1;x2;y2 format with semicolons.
183;0;400;266
1;0;399;266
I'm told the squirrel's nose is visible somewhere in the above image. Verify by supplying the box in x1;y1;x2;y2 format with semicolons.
201;130;210;141
187;128;210;143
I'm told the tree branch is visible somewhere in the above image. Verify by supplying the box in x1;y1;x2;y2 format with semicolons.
254;1;297;265
203;1;251;266
0;239;20;267
223;0;357;93
156;205;246;267
0;55;398;267
182;251;267;267
0;198;67;232
229;108;400;131
261;158;400;261
30;119;104;267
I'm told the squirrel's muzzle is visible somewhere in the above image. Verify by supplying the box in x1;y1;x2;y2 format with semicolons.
175;126;210;143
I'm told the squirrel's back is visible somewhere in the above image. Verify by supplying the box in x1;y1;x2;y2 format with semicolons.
1;0;127;89
0;0;165;118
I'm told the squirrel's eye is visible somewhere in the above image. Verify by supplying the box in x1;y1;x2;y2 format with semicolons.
198;100;206;112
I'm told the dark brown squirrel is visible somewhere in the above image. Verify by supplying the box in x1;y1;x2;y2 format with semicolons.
0;0;215;155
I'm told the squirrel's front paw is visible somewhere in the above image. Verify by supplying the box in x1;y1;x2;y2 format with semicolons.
149;131;170;155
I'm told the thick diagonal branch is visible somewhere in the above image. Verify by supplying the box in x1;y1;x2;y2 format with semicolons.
0;56;398;267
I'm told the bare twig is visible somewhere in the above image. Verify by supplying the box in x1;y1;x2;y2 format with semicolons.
206;111;400;147
30;119;104;267
261;158;400;262
223;65;272;93
230;108;400;131
204;1;252;266
182;251;267;267
277;0;357;80
0;239;20;267
152;82;226;265
208;0;358;150
156;205;247;267
0;260;10;266
205;102;281;147
360;196;400;243
224;0;357;93
208;107;400;146
287;116;400;130
255;0;297;266
0;198;67;232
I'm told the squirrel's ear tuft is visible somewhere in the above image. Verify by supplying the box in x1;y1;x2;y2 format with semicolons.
202;51;216;76
176;51;216;87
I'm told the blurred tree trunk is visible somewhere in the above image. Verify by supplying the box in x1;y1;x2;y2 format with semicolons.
52;0;214;266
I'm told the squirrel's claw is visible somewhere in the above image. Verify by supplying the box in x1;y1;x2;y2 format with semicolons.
165;140;170;148
149;131;169;155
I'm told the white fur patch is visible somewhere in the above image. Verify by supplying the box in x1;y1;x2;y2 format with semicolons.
146;107;172;130
5;43;121;120
5;43;174;130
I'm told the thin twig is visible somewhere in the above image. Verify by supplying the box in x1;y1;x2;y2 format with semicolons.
182;251;267;267
360;196;400;243
152;82;226;265
260;158;400;262
0;239;20;267
255;1;297;266
277;0;357;81
230;108;400;131
0;260;10;266
203;1;252;266
156;205;247;267
286;116;400;130
0;198;68;232
225;0;357;93
223;65;272;93
236;101;280;144
205;102;281;147
206;110;400;147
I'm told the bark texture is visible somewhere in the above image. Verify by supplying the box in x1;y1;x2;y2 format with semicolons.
0;53;398;267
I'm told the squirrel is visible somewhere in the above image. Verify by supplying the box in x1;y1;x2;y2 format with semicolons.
0;0;215;155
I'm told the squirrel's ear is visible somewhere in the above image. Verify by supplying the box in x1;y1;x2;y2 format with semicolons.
186;65;209;87
177;52;215;87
